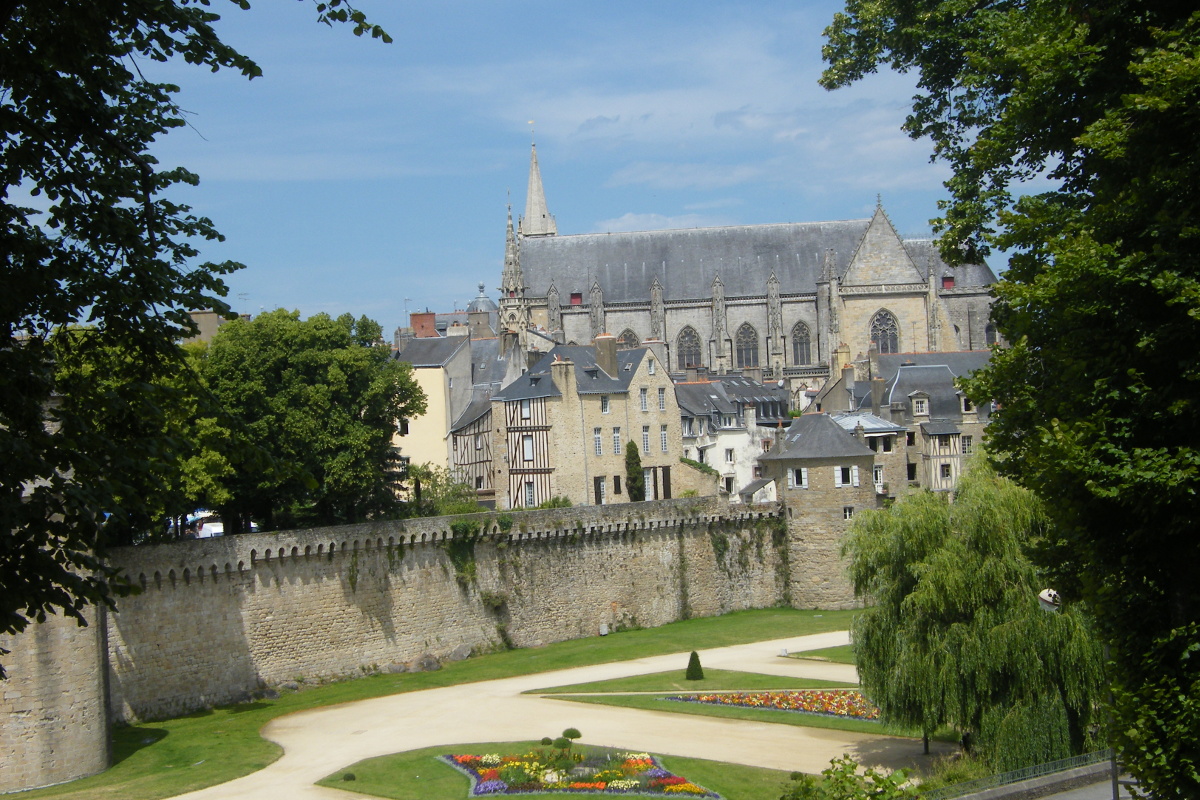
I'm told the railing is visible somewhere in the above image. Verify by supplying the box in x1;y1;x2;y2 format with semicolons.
920;749;1112;800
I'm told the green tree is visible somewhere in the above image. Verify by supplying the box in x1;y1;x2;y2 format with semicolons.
625;440;645;502
845;464;1104;771
198;309;424;530
406;463;482;518
822;4;1200;793
0;0;387;676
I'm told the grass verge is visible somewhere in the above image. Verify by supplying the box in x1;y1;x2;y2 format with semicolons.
787;644;856;664
316;741;795;800
15;607;855;800
529;668;853;695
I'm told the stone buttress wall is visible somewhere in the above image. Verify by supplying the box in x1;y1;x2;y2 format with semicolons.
0;608;110;793
104;497;788;722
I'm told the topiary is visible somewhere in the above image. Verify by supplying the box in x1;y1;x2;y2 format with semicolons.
686;650;704;680
562;727;581;740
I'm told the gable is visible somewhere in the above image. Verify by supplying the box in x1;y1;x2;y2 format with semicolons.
841;207;925;286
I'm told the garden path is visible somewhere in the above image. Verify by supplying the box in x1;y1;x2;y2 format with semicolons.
174;630;950;799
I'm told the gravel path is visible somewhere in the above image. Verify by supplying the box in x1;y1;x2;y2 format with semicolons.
175;630;950;799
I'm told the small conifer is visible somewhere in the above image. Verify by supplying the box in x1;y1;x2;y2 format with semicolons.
685;650;704;680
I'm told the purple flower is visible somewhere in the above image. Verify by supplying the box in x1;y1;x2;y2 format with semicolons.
474;779;509;794
645;768;672;778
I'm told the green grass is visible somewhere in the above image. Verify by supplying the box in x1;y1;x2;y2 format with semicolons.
787;644;856;664
530;668;853;694
316;741;795;800
14;607;855;800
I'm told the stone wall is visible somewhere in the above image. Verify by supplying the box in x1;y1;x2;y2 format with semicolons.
0;607;110;794
103;496;789;723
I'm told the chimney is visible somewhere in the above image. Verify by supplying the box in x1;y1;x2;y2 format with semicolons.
467;310;491;339
841;364;855;411
686;366;698;382
868;342;880;380
872;377;885;416
551;355;574;400
744;402;757;431
594;333;618;376
410;311;438;338
525;348;541;371
642;338;668;369
743;366;763;384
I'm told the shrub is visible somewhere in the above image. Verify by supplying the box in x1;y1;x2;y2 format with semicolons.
685;651;704;680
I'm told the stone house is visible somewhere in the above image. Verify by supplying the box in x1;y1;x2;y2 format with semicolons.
490;334;685;508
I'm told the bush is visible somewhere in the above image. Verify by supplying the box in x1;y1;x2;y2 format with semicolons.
781;756;916;800
680;457;719;477
686;651;704;680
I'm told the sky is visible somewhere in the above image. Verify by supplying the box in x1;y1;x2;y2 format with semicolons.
148;0;972;335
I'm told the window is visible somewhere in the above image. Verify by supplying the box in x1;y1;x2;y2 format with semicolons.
596;476;607;504
658;387;666;410
524;481;535;506
788;467;809;489
645;468;657;500
942;275;956;289
614;475;622;494
521;435;534;461
398;419;409;435
940;463;953;479
660;424;669;452
520;398;531;420
677;326;702;369
612;427;621;454
873;464;884;488
735;323;759;368
594;427;603;456
648;358;656;375
907;462;917;481
791;322;812;365
985;323;998;346
724;476;734;493
601;395;610;414
682;418;694;436
570;292;583;305
762;439;772;453
640;387;648;411
870;309;900;354
725;448;735;463
936;434;952;448
906;431;915;446
619;329;639;349
642;425;650;453
962;397;974;412
882;436;892;452
834;465;860;487
913;397;928;416
475;476;484;489
843;506;855;520
962;435;974;455
474;433;483;450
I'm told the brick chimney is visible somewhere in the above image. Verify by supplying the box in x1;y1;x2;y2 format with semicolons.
594;333;618;376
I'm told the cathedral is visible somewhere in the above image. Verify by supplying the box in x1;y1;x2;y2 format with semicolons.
498;144;997;401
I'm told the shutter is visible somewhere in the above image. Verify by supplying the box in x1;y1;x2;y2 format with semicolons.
594;476;604;504
662;466;671;499
852;465;860;487
801;467;808;488
834;467;843;487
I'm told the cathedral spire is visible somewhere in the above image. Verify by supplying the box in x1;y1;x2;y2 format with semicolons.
520;142;557;237
501;204;522;295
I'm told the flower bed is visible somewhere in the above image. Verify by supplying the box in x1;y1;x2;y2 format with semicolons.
441;748;719;796
664;689;880;720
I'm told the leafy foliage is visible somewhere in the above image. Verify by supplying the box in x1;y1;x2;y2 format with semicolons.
781;755;915;800
196;310;424;530
823;4;1200;794
625;441;645;502
844;464;1104;771
406;463;483;517
0;0;386;673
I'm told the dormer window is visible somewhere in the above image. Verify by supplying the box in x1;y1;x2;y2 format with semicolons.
913;397;928;416
570;292;583;305
962;396;974;413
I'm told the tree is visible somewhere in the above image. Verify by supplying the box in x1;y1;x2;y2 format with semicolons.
822;4;1200;793
625;441;645;502
845;464;1104;772
405;463;482;518
197;310;425;530
0;0;388;675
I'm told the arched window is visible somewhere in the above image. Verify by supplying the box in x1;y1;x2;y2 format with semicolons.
735;323;759;368
985;323;998;346
677;327;702;370
791;321;811;365
870;310;900;354
618;329;639;349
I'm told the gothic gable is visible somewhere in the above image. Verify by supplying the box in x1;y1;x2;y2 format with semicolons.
841;206;925;286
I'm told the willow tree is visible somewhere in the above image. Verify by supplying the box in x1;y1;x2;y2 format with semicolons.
846;464;1104;771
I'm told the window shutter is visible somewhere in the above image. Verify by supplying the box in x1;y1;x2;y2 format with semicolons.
851;465;860;487
801;467;808;488
834;467;843;487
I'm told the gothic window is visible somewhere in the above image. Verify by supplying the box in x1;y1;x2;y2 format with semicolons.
870;309;900;354
985;323;998;346
618;329;639;349
791;321;811;365
677;326;702;370
735;323;759;368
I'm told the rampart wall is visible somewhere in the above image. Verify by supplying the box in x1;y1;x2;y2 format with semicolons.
104;497;789;723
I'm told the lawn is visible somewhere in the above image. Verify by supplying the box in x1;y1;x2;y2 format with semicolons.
529;668;853;694
14;607;856;800
787;644;856;664
316;741;796;800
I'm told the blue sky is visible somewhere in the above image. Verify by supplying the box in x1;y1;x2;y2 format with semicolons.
150;0;970;334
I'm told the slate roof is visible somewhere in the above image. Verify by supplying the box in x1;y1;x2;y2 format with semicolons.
492;345;647;402
884;364;976;420
760;413;874;461
393;336;467;368
875;350;992;383
673;375;790;427
518;219;995;303
831;412;907;435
